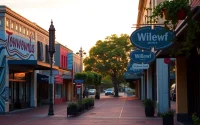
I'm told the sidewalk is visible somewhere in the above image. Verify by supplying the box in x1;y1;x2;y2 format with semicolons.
0;95;181;125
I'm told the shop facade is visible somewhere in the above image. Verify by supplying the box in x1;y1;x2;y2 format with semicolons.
0;6;59;113
136;0;200;124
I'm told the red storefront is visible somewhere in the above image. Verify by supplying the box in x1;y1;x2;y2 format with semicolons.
54;74;66;104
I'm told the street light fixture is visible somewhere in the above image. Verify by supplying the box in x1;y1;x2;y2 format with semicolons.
76;47;86;101
48;20;56;116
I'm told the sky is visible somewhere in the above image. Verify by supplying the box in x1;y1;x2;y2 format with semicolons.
1;0;139;54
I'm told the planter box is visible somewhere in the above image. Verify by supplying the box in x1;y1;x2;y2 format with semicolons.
145;106;155;117
78;104;85;112
84;103;90;110
163;115;174;125
67;107;78;117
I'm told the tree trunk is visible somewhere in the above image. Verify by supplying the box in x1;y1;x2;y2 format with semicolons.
111;75;119;97
95;86;100;99
114;82;119;97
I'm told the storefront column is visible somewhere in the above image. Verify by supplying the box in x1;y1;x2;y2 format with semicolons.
67;82;72;101
141;76;145;100
4;59;9;112
147;66;153;99
30;71;37;107
156;58;169;114
176;56;188;122
137;80;141;99
135;82;138;97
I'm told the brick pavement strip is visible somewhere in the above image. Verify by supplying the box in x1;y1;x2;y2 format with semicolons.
0;95;181;125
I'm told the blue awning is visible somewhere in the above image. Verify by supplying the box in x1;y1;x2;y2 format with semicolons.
8;60;59;70
37;73;49;83
124;72;141;80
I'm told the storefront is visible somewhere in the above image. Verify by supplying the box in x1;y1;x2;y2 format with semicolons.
156;6;200;124
54;74;64;104
37;73;49;106
9;72;31;111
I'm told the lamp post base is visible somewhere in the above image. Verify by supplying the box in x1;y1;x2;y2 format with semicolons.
48;77;54;116
48;112;54;116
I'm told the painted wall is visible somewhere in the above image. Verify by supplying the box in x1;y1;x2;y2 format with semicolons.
60;46;68;69
55;44;60;66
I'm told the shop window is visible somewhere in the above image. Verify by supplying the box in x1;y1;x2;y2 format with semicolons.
37;41;44;61
61;55;63;67
26;29;29;36
56;84;62;99
11;21;14;29
45;44;50;63
30;31;35;40
6;18;10;28
14;73;25;80
32;32;35;39
23;27;26;35
63;56;65;68
19;25;22;33
15;23;18;31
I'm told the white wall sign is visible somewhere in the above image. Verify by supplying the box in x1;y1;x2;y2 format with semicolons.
132;63;149;69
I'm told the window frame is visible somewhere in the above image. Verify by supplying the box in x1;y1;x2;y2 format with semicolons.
6;18;10;28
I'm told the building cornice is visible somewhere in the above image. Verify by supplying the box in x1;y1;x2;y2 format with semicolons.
0;6;48;36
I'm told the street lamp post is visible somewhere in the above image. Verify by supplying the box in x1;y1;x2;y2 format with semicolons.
76;47;86;101
48;20;56;116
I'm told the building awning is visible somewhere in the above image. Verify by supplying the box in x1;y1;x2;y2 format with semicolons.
37;73;49;83
124;72;141;80
8;60;59;70
156;6;200;58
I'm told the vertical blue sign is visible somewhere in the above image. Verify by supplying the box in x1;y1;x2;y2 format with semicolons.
67;53;73;70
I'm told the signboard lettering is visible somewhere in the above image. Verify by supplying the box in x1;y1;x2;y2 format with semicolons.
130;50;155;64
132;63;149;69
0;30;35;60
130;26;174;50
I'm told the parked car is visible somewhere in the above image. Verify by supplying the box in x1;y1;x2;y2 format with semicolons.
104;88;114;96
88;89;96;95
170;84;176;101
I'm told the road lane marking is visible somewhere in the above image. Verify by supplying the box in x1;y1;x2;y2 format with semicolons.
119;98;126;118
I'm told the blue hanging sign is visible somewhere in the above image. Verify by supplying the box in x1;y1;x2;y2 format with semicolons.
127;67;144;74
130;26;174;50
127;61;144;74
124;72;141;79
74;79;84;83
130;50;155;64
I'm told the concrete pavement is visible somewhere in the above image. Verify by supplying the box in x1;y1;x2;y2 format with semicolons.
0;94;180;125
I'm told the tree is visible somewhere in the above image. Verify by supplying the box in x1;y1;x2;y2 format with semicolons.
101;75;113;88
74;71;102;98
84;34;133;97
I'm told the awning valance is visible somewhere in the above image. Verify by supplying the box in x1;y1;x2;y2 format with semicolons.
8;60;59;70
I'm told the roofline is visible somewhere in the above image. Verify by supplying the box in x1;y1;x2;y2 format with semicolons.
0;5;48;36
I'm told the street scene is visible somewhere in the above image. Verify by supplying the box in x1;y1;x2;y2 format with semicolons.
0;0;200;125
0;93;178;125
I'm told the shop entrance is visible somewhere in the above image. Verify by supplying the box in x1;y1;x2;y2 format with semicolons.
9;72;31;111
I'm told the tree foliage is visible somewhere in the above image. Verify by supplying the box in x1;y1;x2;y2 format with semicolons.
83;34;133;96
74;71;102;86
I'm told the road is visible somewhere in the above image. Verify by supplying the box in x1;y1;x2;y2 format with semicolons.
0;93;179;125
